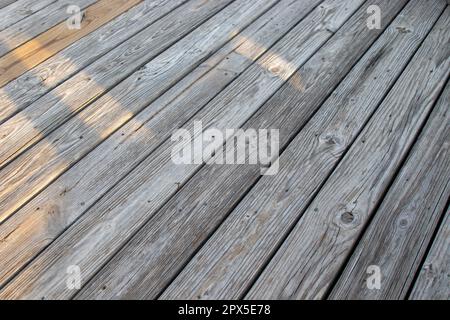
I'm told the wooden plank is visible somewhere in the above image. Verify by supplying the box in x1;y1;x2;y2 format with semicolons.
410;208;450;300
0;0;144;88
0;0;238;223
75;0;410;300
0;0;326;288
0;0;283;299
245;7;450;300
0;0;234;171
0;0;188;124
329;85;450;300
0;0;56;32
0;0;362;300
0;0;18;10
160;0;447;300
0;0;97;57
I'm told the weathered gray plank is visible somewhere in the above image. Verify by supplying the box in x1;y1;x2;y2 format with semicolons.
0;0;188;124
0;0;362;300
410;208;450;300
0;0;241;224
160;0;447;300
245;6;450;300
0;0;144;90
0;0;323;288
76;0;412;300
329;84;450;300
0;0;56;32
0;0;232;171
0;0;96;56
0;0;18;10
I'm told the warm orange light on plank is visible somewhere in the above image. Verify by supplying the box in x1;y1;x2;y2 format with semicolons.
0;0;143;88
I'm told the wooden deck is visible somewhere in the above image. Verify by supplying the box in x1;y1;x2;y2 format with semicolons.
0;0;448;300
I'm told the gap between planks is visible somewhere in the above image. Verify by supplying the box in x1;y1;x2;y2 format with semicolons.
329;80;450;300
409;204;450;300
0;0;56;32
0;0;18;10
0;0;237;223
0;0;281;292
0;0;358;299
159;0;447;300
0;0;189;124
245;5;449;300
75;0;410;300
0;0;97;57
0;0;143;88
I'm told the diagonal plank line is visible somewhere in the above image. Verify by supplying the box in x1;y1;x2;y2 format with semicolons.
0;0;144;88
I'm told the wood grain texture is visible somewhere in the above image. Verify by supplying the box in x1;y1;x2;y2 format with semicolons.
161;0;446;300
0;0;354;300
75;0;370;301
0;0;56;32
0;0;231;170
0;0;325;288
329;83;450;300
0;0;238;224
0;0;96;57
0;0;188;124
0;0;283;300
246;6;450;300
0;0;144;88
410;208;450;300
0;0;18;10
77;0;413;300
0;0;446;302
